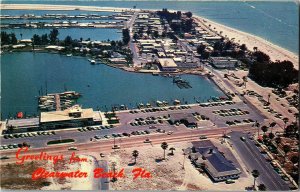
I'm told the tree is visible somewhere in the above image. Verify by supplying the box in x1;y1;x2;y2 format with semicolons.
290;155;299;165
161;142;168;159
49;29;59;44
283;117;289;129
252;169;260;189
10;33;17;44
282;145;291;166
169;147;175;155
197;44;206;55
268;132;275;140
240;44;247;51
269;122;276;133
261;126;268;135
285;124;296;136
64;35;73;47
1;31;10;45
132;150;139;164
133;33;139;41
32;34;41;45
122;28;130;45
153;31;159;38
41;33;49;45
258;183;267;191
110;40;116;47
275;137;281;147
283;145;291;157
185;11;192;18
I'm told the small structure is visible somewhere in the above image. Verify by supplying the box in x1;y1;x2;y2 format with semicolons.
158;58;178;72
169;113;197;127
190;141;241;182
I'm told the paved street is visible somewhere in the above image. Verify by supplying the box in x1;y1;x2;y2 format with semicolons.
0;102;265;148
228;131;290;190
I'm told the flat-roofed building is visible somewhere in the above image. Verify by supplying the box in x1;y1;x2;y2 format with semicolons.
209;57;240;69
40;105;102;129
169;113;197;127
158;58;178;72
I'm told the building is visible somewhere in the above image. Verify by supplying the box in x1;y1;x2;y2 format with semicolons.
40;105;102;129
169;113;197;127
3;106;102;134
158;58;178;72
190;141;241;182
209;57;240;69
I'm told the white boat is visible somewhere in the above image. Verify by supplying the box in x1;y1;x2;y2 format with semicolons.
90;59;96;64
66;53;72;57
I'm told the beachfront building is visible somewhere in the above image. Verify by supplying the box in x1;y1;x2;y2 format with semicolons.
209;57;240;69
40;105;102;129
158;58;178;72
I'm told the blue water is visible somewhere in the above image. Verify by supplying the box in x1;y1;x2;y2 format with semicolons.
2;28;122;41
1;52;224;118
1;0;299;54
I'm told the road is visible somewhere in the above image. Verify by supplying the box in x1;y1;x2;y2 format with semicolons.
228;131;290;190
0;125;262;164
97;160;109;190
0;101;265;148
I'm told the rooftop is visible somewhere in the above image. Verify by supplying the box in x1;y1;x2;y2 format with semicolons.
40;105;95;123
158;58;178;68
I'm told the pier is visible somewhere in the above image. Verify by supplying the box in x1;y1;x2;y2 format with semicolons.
38;91;81;112
55;94;61;111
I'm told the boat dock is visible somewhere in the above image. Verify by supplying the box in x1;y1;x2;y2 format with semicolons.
173;76;192;89
38;91;81;111
55;94;61;111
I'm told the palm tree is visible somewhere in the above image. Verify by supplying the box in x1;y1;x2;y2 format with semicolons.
169;147;175;155
283;145;291;165
267;93;271;103
132;150;139;164
269;122;276;133
275;137;281;147
258;183;266;191
261;126;268;135
283;117;289;129
252;169;260;189
161;142;168;159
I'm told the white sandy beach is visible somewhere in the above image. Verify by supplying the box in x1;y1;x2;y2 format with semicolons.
193;16;299;69
1;4;298;69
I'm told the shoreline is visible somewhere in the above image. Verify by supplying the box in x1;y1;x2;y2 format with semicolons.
1;4;298;69
193;15;299;69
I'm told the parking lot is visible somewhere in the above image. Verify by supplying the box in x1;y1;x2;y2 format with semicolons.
0;101;265;149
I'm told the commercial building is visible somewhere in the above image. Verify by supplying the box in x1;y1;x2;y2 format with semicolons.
158;58;178;72
40;105;102;129
209;57;240;69
4;105;102;134
190;141;241;182
169;113;198;127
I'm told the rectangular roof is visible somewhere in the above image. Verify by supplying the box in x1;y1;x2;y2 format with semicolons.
158;58;177;68
40;107;94;123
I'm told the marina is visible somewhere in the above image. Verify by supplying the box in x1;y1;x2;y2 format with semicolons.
1;52;225;119
38;91;81;111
